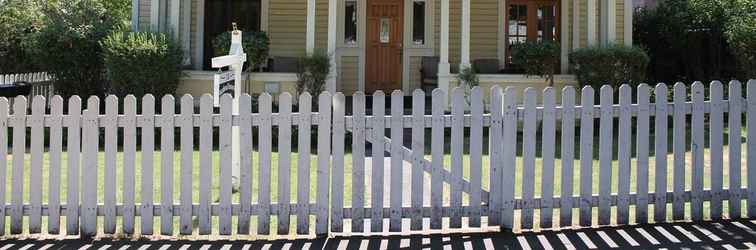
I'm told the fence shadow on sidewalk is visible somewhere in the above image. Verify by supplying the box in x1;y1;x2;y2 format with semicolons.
1;219;755;249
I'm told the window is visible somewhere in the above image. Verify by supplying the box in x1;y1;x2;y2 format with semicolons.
412;0;426;45
344;0;357;45
505;0;559;64
203;0;262;69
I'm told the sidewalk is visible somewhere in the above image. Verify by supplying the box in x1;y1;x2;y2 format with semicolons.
2;219;754;249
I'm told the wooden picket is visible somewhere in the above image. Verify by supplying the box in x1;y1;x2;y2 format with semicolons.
0;80;754;238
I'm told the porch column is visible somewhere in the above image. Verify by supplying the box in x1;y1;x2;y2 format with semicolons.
306;0;316;55
560;0;569;73
460;0;471;69
326;0;338;93
623;0;632;46
438;0;451;95
600;0;616;45
587;0;597;46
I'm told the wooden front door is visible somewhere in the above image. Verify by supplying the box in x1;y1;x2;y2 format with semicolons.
365;0;403;94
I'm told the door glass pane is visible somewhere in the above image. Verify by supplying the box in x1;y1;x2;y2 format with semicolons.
412;1;426;45
507;4;527;62
537;5;556;41
344;0;357;45
380;18;390;43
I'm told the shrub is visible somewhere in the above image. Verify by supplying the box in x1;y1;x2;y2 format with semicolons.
724;1;756;78
0;0;44;73
296;50;331;96
510;41;560;86
33;0;125;98
212;30;270;72
569;45;649;89
102;31;185;98
457;65;479;104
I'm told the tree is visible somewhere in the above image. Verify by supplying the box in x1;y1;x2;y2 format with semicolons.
0;0;44;73
32;0;127;98
510;41;560;86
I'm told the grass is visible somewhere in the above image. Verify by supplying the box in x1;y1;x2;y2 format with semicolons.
1;137;749;237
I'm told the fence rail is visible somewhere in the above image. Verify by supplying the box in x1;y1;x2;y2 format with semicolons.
0;80;755;238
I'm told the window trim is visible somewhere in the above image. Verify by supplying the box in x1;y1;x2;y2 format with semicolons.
500;0;561;67
406;0;433;49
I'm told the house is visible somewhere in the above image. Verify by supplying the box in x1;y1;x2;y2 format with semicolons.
132;0;633;100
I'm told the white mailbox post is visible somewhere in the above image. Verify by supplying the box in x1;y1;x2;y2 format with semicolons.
212;27;246;189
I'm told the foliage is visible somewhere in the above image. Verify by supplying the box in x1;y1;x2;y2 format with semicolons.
0;0;44;73
569;45;649;89
510;41;560;86
102;31;185;98
212;30;270;72
724;1;756;78
634;0;754;83
296;50;331;96
32;0;127;98
456;65;479;105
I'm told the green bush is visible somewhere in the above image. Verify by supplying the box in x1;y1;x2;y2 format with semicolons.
212;30;270;71
33;0;125;98
510;41;560;86
296;50;331;96
102;31;184;98
0;0;44;73
569;45;649;89
724;1;756;78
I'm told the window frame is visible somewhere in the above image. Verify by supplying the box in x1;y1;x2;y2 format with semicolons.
503;0;561;65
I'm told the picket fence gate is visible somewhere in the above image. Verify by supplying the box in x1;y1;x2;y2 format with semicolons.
1;80;756;238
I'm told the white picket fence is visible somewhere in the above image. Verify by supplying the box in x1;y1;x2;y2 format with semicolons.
0;72;55;105
0;72;50;85
1;80;755;238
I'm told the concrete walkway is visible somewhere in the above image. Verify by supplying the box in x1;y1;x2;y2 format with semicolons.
1;219;755;249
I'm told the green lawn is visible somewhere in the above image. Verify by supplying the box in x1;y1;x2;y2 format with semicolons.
2;140;749;236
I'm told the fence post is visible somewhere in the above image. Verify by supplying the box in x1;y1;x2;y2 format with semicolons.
371;91;386;232
653;84;668;222
140;95;155;235
521;88;537;229
635;84;651;224
410;89;425;230
258;93;273;235
469;87;483;228
729;81;742;219
617;85;632;225
747;79;756;217
559;86;576;228
450;87;464;229
488;86;503;226
104;96;119;234
0;98;8;236
316;92;332;236
81;96;100;237
331;92;345;232
48;96;63;234
430;89;445;230
219;94;233;235
352;92;366;232
709;81;724;220
578;86;594;227
29;96;45;233
501;87;518;230
180;95;195;235
277;93;292;234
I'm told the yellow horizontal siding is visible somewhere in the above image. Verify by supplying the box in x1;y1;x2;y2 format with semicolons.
616;0;625;44
139;0;151;30
339;56;359;95
470;0;498;61
315;0;328;50
268;0;307;57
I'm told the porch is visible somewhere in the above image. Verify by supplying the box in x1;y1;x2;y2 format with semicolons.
140;0;628;97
